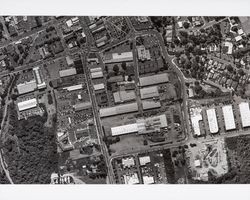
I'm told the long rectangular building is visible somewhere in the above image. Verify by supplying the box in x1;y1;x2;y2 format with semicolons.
222;105;236;131
59;68;77;77
206;108;219;134
103;52;133;64
99;102;138;118
142;100;161;110
140;86;159;99
239;102;250;128
139;73;169;87
17;80;37;95
17;98;37;112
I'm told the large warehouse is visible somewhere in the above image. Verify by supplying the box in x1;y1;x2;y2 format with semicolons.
139;73;169;87
239;102;250;128
111;114;167;136
99;102;139;118
222;105;236;131
103;52;133;64
140;86;159;99
206;108;219;134
17;80;37;95
17;98;38;112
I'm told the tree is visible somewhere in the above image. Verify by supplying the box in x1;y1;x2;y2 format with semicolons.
113;65;119;74
226;64;234;73
183;21;190;29
121;62;127;71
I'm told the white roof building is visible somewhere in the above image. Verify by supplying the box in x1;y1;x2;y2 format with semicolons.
235;35;242;42
17;98;37;112
91;71;103;79
222;105;236;131
122;157;135;168
59;68;77;77
143;176;154;184
111;114;167;136
103;52;133;64
190;107;203;136
225;42;233;54
139;156;151;166
17;80;37;95
123;173;139;184
111;123;138;136
206;108;219;134
93;83;105;91
63;84;83;91
239;102;250;128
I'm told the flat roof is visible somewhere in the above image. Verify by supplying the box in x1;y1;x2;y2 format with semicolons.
206;108;219;134
93;83;105;91
63;84;83;91
140;86;159;99
104;52;133;64
113;90;136;103
73;102;92;111
239;102;250;128
139;156;151;166
59;68;77;77
99;102;138;118
111;123;138;136
17;98;37;112
139;73;169;87
222;105;236;131
17;80;37;95
91;71;103;79
190;107;202;136
142;100;161;110
142;176;154;184
123;173;139;184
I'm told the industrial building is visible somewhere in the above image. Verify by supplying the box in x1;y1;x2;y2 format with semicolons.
140;86;159;99
63;84;83;92
142;175;154;184
59;68;77;78
99;102;138;118
222;105;236;131
206;108;219;134
190;107;203;136
239;102;250;128
33;66;46;90
90;68;103;79
93;83;105;91
111;114;167;136
123;173;139;184
137;45;151;61
17;80;37;95
122;157;135;168
139;156;151;166
142;100;161;110
17;98;38;112
103;52;133;64
113;90;136;103
139;73;169;87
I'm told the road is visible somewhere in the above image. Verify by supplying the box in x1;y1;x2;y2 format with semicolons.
0;75;15;184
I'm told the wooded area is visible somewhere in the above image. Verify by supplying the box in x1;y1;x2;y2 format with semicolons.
2;103;58;184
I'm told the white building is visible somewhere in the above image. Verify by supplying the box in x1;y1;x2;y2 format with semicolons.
122;157;135;168
17;98;38;112
103;52;133;64
123;173;139;184
111;123;138;136
190;107;203;136
93;83;105;91
206;108;219;134
222;105;236;131
143;176;154;184
239;102;250;128
137;46;151;61
139;156;151;166
63;84;83;91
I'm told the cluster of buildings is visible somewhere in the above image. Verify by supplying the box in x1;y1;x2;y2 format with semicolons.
190;101;250;136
